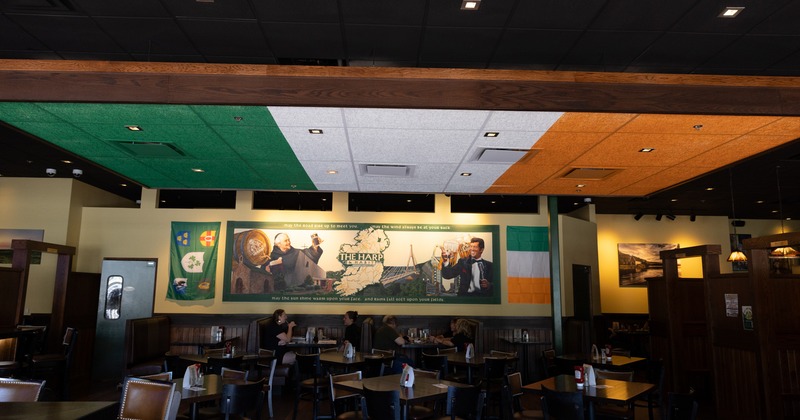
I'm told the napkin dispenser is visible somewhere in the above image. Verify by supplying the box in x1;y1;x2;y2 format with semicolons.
583;363;596;386
400;364;415;388
344;342;355;358
305;327;316;343
183;364;200;389
465;343;474;359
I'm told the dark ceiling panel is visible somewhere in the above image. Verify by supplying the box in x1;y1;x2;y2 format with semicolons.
70;0;171;17
750;0;800;35
629;32;738;71
161;0;254;19
508;0;606;30
94;17;197;55
179;19;271;58
419;27;503;64
492;29;582;66
0;14;47;51
340;0;425;25
263;22;344;59
251;0;340;23
697;34;800;73
589;0;697;31
426;0;516;28
4;14;123;53
345;24;422;62
560;31;663;68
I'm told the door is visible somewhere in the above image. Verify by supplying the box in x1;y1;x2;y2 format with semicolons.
567;264;593;353
91;258;157;385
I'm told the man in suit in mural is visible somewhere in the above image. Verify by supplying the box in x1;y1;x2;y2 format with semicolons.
441;237;493;296
269;232;325;289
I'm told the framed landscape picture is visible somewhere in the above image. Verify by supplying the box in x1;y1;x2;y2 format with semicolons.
618;243;678;287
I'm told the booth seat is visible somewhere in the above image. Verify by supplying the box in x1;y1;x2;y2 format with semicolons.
124;316;171;376
248;317;292;392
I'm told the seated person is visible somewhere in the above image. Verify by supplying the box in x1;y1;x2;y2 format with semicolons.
436;318;459;340
373;315;414;373
262;308;297;364
433;319;473;351
342;310;361;351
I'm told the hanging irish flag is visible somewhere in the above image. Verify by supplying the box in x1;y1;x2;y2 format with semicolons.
506;226;550;304
168;221;221;301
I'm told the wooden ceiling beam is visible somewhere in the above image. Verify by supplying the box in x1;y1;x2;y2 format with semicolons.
2;59;800;115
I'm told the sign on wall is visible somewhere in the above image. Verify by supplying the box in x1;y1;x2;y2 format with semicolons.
223;221;500;304
167;221;221;301
617;243;677;287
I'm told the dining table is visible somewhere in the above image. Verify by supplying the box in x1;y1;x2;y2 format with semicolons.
320;350;393;373
522;374;655;408
333;372;466;419
556;353;647;371
173;373;255;420
0;401;118;419
444;353;518;384
501;337;552;383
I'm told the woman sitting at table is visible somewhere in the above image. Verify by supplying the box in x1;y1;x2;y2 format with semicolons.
433;319;473;351
262;308;297;364
342;310;361;351
374;315;414;373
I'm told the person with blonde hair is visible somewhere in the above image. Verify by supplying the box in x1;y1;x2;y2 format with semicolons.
434;319;474;352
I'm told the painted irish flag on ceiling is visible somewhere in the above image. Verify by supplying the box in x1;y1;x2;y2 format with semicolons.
506;226;550;304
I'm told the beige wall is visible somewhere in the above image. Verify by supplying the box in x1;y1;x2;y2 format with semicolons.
77;189;554;317
0;177;133;313
558;212;600;317
5;177;797;317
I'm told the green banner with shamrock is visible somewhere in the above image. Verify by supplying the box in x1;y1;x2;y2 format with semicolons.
168;221;221;300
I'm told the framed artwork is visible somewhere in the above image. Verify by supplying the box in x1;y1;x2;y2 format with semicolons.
617;243;678;287
223;221;500;304
730;233;750;272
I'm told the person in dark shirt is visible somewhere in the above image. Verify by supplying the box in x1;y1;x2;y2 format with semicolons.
342;310;361;351
373;315;414;372
261;308;296;364
437;318;458;339
434;319;474;352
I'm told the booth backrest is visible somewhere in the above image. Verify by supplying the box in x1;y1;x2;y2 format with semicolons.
124;316;171;375
247;317;272;354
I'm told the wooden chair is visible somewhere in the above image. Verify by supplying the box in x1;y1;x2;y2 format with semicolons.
293;353;329;420
260;357;278;419
440;384;485;420
360;385;400;420
330;371;363;420
218;378;266;420
505;372;544;419
141;371;173;381
489;350;517;358
593;370;634;420
0;378;46;402
664;392;698;420
540;385;591;420
422;353;449;380
371;349;395;376
541;349;557;378
118;376;181;420
437;347;457;354
30;326;78;400
633;359;665;420
480;357;509;418
408;369;439;419
220;367;248;380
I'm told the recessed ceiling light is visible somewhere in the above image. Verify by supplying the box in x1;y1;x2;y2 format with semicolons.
693;124;703;130
233;116;243;122
719;7;744;18
706;187;715;191
406;199;412;203
326;170;338;175
309;129;323;134
671;199;678;202
460;172;472;177
639;148;655;153
576;184;586;188
756;200;764;204
61;159;72;164
461;0;480;10
491;200;496;204
125;125;142;131
484;132;499;137
191;168;205;173
120;183;127;187
772;210;779;213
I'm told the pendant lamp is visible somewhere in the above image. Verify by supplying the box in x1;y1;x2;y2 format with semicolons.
727;169;747;262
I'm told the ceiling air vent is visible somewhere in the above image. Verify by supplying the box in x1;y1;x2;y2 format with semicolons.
113;141;186;158
474;148;535;163
562;168;620;180
360;164;414;177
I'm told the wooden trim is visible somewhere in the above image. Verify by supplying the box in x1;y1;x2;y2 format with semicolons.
3;60;800;115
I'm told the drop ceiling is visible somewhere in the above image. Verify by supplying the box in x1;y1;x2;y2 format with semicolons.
1;0;800;219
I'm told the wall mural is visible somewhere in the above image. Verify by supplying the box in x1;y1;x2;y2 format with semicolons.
223;221;500;304
617;243;678;287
